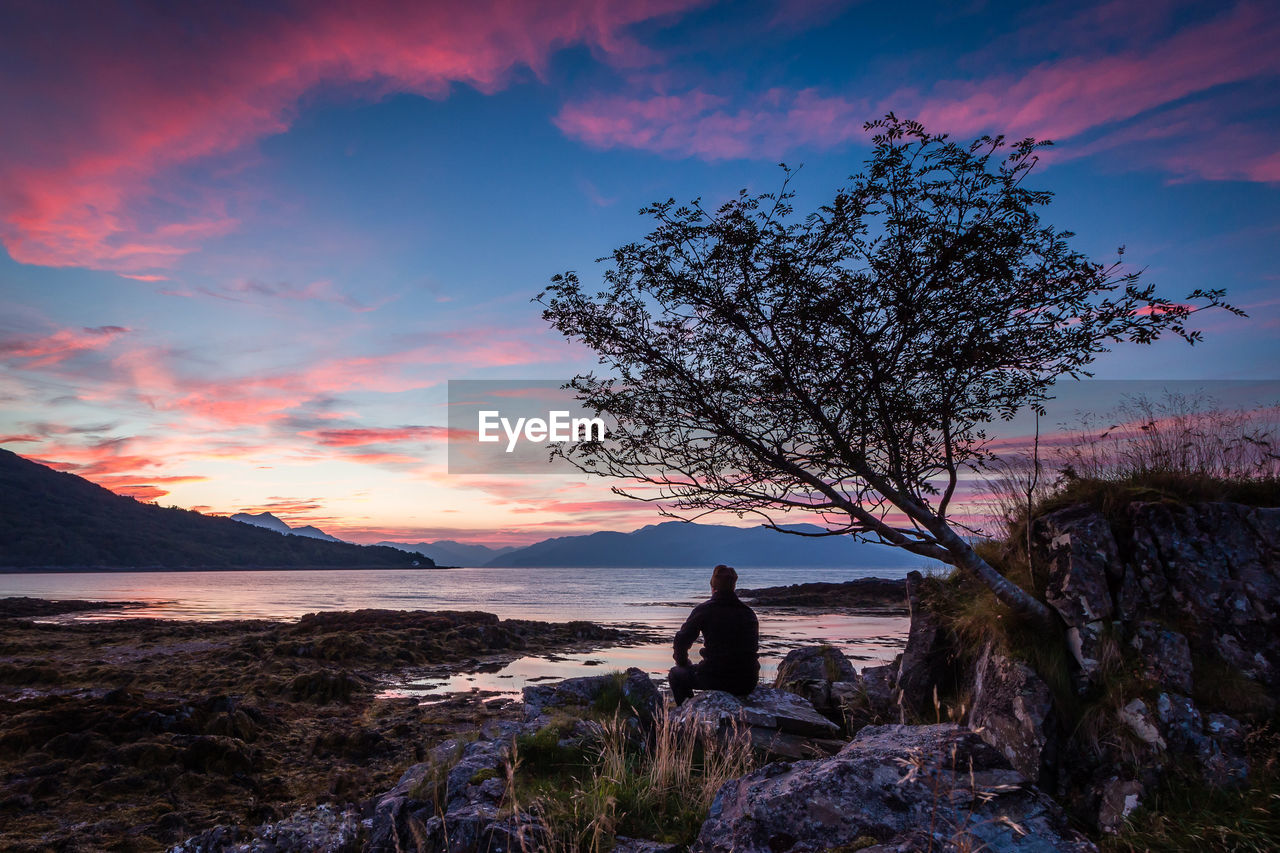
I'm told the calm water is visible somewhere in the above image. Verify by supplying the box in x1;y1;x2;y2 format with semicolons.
1;565;921;698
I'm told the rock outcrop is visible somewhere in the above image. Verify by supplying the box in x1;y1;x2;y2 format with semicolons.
1015;500;1278;829
968;641;1055;784
694;723;1096;853
895;570;950;714
1034;502;1280;693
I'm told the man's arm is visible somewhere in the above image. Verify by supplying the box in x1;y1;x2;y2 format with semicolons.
673;604;705;667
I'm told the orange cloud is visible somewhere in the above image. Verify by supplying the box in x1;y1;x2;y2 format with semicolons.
0;0;704;273
25;436;210;501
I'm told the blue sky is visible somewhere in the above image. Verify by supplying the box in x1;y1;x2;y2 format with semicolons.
1;0;1276;543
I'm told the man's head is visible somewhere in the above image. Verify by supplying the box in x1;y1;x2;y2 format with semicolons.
710;564;738;593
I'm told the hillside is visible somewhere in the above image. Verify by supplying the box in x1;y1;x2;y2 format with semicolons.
484;520;927;569
0;449;433;570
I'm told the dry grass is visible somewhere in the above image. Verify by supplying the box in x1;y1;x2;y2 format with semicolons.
510;705;757;852
1054;392;1280;483
978;395;1280;545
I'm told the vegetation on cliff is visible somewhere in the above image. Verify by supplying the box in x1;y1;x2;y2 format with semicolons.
906;398;1280;850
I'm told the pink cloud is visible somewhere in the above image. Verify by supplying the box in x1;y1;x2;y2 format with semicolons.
557;88;869;159
910;3;1280;143
168;279;385;311
94;326;573;426
0;325;131;368
1067;99;1280;183
25;436;208;500
302;426;456;446
0;0;705;273
555;2;1280;182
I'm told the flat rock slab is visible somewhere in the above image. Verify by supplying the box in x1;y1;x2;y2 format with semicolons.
673;687;840;738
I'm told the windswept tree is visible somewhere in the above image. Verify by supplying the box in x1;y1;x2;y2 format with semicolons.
539;116;1239;624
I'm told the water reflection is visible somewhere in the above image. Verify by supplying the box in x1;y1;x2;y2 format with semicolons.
381;615;909;701
2;566;915;698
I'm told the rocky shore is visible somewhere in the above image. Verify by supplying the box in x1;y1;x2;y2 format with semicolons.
0;605;629;851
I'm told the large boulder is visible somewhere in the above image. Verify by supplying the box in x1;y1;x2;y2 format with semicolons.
776;645;858;684
968;642;1055;783
774;645;860;717
694;724;1096;853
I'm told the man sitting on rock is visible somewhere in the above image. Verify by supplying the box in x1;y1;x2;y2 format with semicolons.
668;564;760;705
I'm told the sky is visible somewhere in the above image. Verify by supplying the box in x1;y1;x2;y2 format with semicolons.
1;0;1277;546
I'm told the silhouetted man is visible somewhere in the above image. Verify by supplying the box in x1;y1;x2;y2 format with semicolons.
668;564;760;705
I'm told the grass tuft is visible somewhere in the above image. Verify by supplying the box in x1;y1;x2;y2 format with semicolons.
509;706;757;851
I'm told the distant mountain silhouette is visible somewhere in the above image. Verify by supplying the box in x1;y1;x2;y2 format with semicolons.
231;512;343;542
376;539;518;566
0;449;433;570
483;521;928;569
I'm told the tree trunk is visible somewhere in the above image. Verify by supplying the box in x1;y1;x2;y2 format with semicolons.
933;522;1057;626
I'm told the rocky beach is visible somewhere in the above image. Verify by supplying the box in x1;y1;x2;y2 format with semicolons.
0;606;631;851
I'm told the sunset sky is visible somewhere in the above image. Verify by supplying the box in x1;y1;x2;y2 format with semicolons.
1;0;1277;545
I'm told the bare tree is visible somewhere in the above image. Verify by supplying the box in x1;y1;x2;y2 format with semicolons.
539;115;1241;625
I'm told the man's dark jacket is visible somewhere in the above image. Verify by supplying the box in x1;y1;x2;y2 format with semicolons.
673;589;760;687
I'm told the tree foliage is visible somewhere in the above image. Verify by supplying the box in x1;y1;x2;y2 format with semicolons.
539;116;1240;623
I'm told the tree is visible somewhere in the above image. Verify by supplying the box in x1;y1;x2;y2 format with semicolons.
538;116;1240;625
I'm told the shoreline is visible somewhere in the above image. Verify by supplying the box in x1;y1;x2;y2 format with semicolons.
0;599;636;850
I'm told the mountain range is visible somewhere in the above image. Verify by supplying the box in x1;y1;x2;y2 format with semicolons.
1;448;929;571
481;521;925;569
375;540;518;567
0;449;433;570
